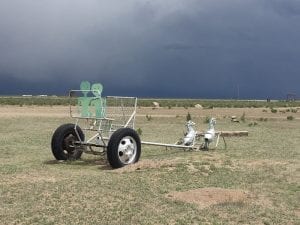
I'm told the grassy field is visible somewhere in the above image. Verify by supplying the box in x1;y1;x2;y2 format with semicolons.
1;96;300;108
0;106;299;225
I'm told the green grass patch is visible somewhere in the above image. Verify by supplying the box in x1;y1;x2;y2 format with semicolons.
2;96;300;108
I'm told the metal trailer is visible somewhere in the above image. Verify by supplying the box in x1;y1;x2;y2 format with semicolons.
51;82;219;168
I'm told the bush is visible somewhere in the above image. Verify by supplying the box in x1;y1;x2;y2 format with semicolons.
271;108;277;113
248;122;258;127
136;128;143;136
186;112;192;121
287;116;294;120
203;116;210;124
291;108;298;113
146;114;152;121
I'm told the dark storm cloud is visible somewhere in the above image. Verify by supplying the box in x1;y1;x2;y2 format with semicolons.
0;0;299;98
264;0;300;16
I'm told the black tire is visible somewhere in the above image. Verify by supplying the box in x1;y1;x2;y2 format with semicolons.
107;128;141;168
51;123;84;160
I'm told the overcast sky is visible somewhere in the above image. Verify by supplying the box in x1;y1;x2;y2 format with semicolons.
0;0;300;99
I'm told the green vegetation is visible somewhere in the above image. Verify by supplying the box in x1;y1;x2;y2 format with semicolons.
291;108;298;113
138;99;300;108
0;96;74;106
248;122;258;127
0;107;299;224
186;112;192;121
1;96;300;108
271;108;278;113
203;116;210;124
136;127;143;136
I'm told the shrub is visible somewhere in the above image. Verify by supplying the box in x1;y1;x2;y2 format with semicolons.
209;164;217;171
186;112;192;121
203;116;210;124
271;108;277;113
287;116;294;120
136;128;143;136
248;122;258;127
291;108;298;113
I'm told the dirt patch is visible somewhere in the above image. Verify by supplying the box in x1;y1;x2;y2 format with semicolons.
0;105;69;118
166;188;249;209
295;209;300;218
111;159;179;173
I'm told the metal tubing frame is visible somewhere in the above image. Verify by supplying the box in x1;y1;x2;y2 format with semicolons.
74;117;110;148
106;96;138;129
70;94;137;153
141;141;196;150
70;92;224;152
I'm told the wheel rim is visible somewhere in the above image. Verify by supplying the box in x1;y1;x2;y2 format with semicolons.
204;139;209;149
117;136;137;164
63;134;76;156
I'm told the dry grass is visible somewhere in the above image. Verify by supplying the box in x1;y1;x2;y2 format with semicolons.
111;159;179;173
166;188;250;209
0;106;299;225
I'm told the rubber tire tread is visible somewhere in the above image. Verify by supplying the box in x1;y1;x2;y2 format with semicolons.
107;128;141;169
51;123;84;160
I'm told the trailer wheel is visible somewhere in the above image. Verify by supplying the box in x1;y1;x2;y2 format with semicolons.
51;124;84;160
203;139;209;150
107;128;141;168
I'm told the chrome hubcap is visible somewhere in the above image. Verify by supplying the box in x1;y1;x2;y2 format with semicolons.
118;136;137;164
